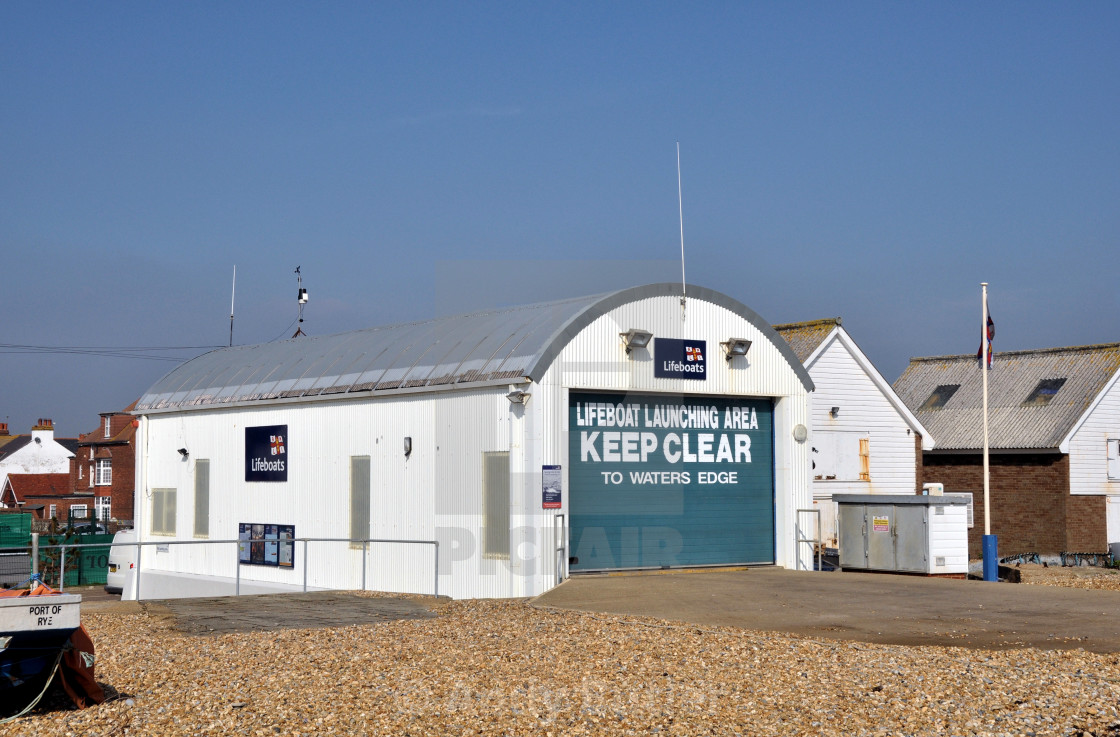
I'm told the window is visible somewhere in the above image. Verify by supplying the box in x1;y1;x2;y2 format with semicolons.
1023;378;1067;407
958;492;975;528
151;488;176;535
1108;439;1120;481
812;432;870;482
95;459;112;486
78;464;83;480
194;460;210;537
349;456;371;547
69;504;89;524
482;452;510;558
919;384;960;411
49;504;56;520
95;495;111;522
103;416;111;438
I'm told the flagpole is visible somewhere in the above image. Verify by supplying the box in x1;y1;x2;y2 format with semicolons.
981;282;997;582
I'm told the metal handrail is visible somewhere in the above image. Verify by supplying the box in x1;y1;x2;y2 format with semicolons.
554;514;567;585
795;508;822;572
28;536;438;601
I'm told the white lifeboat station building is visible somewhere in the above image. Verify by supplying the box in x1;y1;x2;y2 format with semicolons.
132;284;815;600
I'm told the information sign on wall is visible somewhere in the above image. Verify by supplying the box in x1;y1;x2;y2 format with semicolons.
653;338;707;380
245;425;288;482
568;391;775;570
542;465;562;509
238;522;295;568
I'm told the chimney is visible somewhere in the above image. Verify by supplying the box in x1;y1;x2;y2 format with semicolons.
33;418;54;431
0;422;7;435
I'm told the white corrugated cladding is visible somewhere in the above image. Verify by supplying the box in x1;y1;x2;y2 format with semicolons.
134;284;814;599
527;293;813;583
1066;372;1120;497
138;387;517;599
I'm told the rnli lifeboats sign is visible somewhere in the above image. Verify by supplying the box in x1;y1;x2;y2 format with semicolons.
245;425;288;482
654;338;706;380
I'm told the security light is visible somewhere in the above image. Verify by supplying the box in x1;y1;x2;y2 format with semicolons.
830;407;840;418
620;329;653;354
403;436;412;457
721;338;752;360
177;447;189;458
506;390;530;404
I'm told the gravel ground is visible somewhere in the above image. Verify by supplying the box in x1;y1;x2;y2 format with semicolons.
1017;563;1120;592
5;572;1120;736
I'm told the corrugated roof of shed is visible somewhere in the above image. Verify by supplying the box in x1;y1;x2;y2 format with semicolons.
136;283;813;413
892;343;1120;451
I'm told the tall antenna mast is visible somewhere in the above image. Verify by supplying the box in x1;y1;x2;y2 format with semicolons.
293;266;308;338
229;265;237;347
677;141;687;307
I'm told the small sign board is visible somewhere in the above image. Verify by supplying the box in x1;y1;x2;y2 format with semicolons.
239;522;295;568
872;516;890;533
654;338;707;380
0;593;81;633
542;465;562;509
245;425;288;482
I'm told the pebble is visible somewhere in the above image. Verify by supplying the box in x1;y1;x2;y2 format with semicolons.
4;568;1120;735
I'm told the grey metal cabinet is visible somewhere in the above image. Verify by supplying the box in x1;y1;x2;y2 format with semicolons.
835;494;970;575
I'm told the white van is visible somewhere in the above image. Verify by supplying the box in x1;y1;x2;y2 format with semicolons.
104;529;137;595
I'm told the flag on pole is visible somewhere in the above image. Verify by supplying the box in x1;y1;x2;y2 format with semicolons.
977;312;994;369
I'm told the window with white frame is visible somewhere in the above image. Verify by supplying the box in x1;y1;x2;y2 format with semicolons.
104;416;112;438
1108;439;1120;481
69;504;89;524
151;488;176;535
96;495;111;523
95;459;112;486
49;504;57;520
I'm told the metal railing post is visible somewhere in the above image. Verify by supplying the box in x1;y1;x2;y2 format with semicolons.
302;539;308;592
433;541;439;597
235;542;241;596
31;533;39;577
361;540;367;591
59;544;66;591
135;542;142;602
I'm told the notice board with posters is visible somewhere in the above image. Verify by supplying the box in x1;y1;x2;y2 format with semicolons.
568;391;774;571
238;523;295;568
245;425;288;482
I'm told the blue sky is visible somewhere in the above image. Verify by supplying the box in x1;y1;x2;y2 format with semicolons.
2;2;1118;435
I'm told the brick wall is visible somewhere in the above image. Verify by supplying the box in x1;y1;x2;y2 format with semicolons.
68;441;135;523
923;453;1107;557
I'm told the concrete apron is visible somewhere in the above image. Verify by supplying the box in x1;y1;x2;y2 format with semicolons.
532;567;1120;653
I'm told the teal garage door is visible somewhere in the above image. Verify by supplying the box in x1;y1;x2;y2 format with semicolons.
569;391;774;571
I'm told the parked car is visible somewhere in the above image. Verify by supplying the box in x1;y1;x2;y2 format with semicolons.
104;529;137;595
71;523;108;535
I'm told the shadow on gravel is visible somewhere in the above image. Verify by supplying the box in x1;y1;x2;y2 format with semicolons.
139;591;443;636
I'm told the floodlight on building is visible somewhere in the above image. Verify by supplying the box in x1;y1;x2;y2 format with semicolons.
721;338;752;361
620;329;653;354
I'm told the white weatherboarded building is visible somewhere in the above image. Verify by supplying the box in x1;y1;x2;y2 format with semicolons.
774;319;933;548
133;284;814;600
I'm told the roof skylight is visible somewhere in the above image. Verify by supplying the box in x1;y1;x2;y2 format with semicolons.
1023;378;1067;407
919;384;960;411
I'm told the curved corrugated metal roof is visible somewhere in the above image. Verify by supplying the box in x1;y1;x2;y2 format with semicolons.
136;283;812;413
